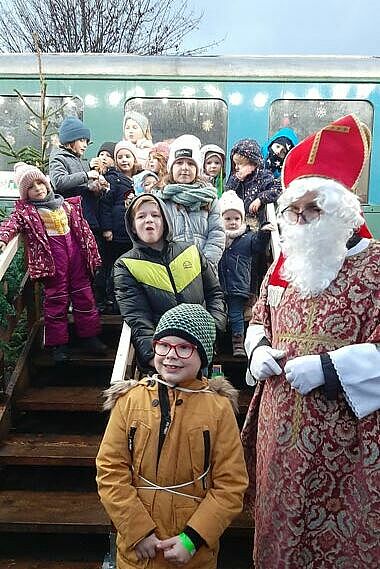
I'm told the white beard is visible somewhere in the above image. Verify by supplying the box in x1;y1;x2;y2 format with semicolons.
279;213;355;298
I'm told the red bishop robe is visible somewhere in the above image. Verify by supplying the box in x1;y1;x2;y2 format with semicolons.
242;240;380;568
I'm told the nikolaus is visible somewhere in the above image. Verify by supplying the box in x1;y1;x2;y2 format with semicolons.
242;114;380;568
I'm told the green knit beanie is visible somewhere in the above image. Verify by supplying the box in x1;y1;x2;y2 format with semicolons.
153;304;216;368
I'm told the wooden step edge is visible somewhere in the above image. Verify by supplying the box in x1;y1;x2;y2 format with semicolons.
0;561;103;569
0;434;101;466
0;522;109;534
14;400;103;413
15;387;105;413
32;351;117;369
0;490;110;534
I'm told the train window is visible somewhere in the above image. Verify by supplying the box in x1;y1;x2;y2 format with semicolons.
124;97;227;149
269;99;373;203
0;95;83;172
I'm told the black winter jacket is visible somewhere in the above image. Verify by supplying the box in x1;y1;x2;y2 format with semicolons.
99;167;134;243
114;194;226;370
218;226;270;298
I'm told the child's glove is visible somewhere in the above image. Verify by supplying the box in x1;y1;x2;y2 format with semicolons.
284;355;324;395
249;345;286;381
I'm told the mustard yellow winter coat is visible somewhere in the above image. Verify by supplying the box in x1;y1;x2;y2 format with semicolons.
96;375;248;569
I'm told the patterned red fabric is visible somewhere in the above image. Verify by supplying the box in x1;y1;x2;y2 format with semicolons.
243;241;380;568
0;196;101;279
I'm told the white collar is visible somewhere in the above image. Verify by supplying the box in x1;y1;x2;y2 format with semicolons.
346;238;370;257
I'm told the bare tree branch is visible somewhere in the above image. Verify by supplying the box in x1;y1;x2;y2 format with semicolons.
0;0;221;55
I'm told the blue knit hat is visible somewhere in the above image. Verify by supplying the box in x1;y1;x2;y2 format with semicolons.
59;117;91;144
153;304;216;368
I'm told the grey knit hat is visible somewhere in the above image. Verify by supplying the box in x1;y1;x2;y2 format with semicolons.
153;304;216;368
123;110;152;140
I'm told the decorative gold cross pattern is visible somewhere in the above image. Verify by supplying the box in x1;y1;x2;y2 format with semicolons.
307;124;350;165
276;300;348;446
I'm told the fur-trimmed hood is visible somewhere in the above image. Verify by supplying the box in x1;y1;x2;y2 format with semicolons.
103;374;239;413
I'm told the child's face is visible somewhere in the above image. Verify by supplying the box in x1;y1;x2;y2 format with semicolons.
270;141;287;159
116;150;135;175
142;176;157;193
153;335;202;384
124;119;144;144
204;155;223;177
233;153;256;181
98;150;114;169
27;180;48;201
70;138;88;157
172;158;197;184
222;209;243;231
147;156;160;173
132;201;164;248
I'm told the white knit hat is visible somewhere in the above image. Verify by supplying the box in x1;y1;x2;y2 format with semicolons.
201;144;225;165
219;190;245;219
114;140;138;161
167;134;202;174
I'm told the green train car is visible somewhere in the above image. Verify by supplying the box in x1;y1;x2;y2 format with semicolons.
0;53;379;236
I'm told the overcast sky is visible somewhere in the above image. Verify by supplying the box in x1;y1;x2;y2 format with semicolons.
182;0;380;56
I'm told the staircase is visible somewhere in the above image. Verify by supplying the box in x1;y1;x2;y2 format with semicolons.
0;316;254;568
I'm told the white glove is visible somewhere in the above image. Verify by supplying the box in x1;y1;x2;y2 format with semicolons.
250;345;286;381
284;355;324;395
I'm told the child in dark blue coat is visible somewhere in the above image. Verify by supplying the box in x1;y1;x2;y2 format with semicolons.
98;140;136;312
218;190;272;357
225;138;281;227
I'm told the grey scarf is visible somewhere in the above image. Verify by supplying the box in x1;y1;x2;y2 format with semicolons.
30;190;65;211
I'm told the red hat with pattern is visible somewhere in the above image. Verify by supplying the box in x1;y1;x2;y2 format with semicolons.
282;114;371;191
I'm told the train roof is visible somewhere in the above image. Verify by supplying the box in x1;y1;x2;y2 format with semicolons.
1;53;380;81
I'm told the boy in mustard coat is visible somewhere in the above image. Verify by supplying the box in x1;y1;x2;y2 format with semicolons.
96;303;248;568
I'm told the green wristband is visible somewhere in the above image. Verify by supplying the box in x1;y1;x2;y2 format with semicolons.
179;532;196;555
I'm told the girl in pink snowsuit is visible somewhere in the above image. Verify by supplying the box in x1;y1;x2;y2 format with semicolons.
0;162;106;363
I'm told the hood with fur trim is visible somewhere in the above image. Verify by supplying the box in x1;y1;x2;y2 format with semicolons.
103;374;239;413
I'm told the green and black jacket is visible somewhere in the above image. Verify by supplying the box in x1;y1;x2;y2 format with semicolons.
114;195;226;370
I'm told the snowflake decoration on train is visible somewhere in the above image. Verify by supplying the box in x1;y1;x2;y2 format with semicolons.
315;106;327;119
202;119;214;132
